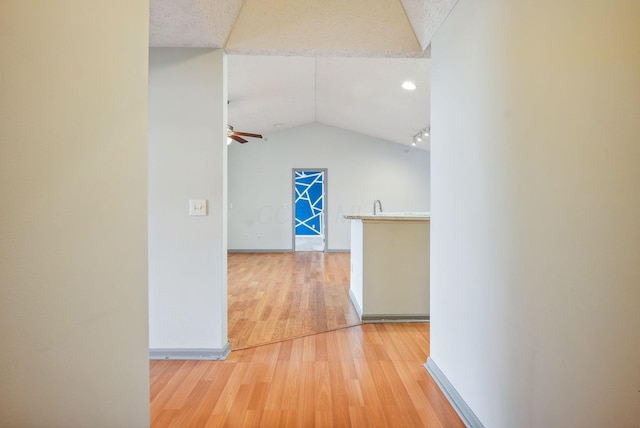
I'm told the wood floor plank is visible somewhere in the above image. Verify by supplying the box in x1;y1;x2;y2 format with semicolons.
150;360;179;402
344;378;365;407
353;360;388;425
327;362;353;426
258;410;282;428
240;410;263;427
314;361;332;412
296;362;317;427
204;362;246;426
164;361;209;409
227;383;254;424
262;361;288;411
166;380;211;428
187;365;236;427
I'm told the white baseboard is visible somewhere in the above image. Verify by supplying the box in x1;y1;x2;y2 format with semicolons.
362;314;429;323
150;342;231;361
348;288;363;318
227;249;293;253
425;357;484;428
227;249;350;253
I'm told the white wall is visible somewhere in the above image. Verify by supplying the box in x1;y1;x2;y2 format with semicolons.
228;123;430;250
0;1;149;426
148;48;228;352
430;1;640;427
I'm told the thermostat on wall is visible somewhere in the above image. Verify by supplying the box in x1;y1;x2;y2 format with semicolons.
189;199;207;216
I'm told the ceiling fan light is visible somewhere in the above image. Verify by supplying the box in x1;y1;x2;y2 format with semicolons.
227;137;233;145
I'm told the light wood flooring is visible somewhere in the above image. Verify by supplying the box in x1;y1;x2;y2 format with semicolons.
150;323;464;427
227;252;361;350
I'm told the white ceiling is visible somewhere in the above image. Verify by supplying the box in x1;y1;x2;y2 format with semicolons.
150;0;459;150
228;56;431;149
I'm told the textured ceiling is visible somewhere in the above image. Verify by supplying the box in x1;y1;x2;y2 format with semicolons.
400;0;459;51
150;0;458;149
225;0;422;57
150;0;457;55
150;0;244;47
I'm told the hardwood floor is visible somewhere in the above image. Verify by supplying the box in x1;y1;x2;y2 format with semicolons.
228;252;361;349
150;323;464;427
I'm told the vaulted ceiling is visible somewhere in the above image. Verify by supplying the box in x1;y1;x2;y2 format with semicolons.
150;0;458;149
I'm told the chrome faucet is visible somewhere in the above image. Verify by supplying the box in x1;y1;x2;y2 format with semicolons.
373;199;383;215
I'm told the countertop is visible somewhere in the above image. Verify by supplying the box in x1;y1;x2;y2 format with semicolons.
344;212;431;221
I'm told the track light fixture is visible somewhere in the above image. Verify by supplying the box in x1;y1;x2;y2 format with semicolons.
412;126;430;146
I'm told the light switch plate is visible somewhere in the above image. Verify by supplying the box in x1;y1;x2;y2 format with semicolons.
189;199;207;216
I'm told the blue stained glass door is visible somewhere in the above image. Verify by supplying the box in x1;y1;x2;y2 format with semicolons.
293;169;326;251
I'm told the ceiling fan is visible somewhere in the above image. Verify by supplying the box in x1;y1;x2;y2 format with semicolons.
227;125;263;144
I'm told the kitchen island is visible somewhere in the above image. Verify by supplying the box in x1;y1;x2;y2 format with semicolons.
344;212;430;322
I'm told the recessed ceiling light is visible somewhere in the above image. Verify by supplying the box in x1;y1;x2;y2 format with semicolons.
402;81;417;91
274;123;283;127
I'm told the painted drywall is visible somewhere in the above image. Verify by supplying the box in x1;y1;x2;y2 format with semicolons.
0;1;149;426
349;220;364;315
430;0;640;427
228;123;430;250
148;48;228;351
362;220;429;317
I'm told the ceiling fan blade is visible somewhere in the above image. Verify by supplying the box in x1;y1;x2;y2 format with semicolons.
229;134;248;144
233;131;263;139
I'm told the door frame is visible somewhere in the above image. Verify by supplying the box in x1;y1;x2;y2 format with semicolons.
291;168;328;252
